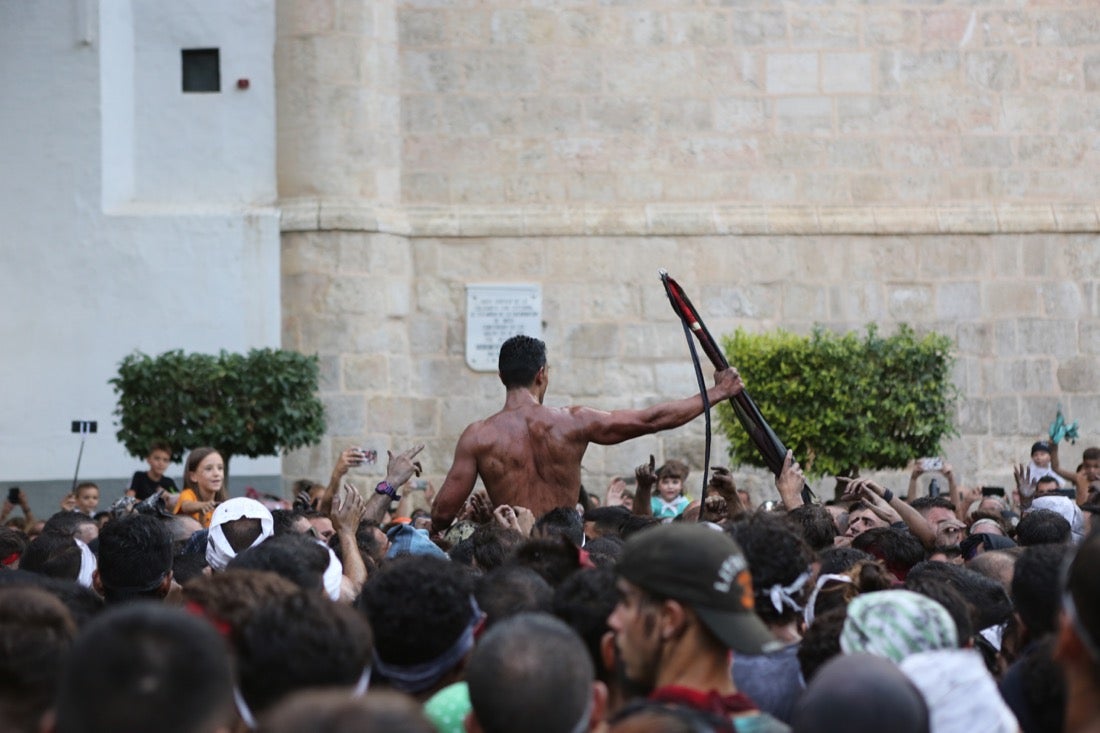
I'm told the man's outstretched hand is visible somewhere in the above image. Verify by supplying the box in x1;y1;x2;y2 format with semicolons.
713;367;744;401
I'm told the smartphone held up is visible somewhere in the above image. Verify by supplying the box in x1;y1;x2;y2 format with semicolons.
919;457;943;472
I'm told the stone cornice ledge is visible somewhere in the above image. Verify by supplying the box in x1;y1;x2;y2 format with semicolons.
279;199;1100;237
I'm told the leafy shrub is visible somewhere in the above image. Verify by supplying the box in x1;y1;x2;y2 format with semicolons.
110;349;325;485
717;325;957;477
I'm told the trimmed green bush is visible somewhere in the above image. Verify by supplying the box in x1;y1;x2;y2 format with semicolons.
717;325;957;477
110;349;325;487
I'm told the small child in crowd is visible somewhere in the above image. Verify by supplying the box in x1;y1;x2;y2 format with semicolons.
650;460;691;519
127;441;178;501
73;482;99;517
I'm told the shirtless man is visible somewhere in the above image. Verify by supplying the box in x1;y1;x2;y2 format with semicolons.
430;335;743;534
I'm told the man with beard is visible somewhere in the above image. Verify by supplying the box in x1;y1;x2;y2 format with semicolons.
607;524;789;732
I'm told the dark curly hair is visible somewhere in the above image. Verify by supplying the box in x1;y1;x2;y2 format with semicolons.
358;555;475;666
236;591;373;717
726;513;814;625
785;505;839;552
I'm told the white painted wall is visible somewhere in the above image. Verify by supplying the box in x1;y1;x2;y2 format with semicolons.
0;0;281;495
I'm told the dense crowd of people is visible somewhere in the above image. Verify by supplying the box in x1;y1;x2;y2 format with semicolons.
2;335;1100;733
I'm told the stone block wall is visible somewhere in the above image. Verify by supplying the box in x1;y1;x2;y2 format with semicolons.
282;228;1100;499
393;2;1100;206
276;0;1100;501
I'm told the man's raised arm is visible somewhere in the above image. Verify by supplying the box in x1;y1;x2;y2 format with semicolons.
578;367;743;446
431;425;480;534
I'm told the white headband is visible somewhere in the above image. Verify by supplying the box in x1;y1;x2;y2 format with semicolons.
802;573;854;627
75;537;96;588
767;568;813;615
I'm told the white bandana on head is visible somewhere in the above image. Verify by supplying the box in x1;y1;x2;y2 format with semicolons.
205;498;274;572
321;542;343;601
75;537;96;588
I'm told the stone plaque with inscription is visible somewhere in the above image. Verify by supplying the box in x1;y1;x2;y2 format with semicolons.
465;284;542;371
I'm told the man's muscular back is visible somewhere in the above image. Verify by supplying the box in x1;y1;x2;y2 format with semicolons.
430;334;743;535
467;403;589;517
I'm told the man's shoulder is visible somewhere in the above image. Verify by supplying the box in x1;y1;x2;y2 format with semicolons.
480;402;583;429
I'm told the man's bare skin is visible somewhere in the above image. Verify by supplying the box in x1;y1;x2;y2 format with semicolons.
431;338;743;533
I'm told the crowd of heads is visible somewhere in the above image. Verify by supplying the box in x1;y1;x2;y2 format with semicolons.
2;437;1100;733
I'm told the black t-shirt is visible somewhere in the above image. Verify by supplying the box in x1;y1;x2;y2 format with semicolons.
130;471;178;500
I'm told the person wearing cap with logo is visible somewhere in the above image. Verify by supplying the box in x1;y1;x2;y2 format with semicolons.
607;523;789;732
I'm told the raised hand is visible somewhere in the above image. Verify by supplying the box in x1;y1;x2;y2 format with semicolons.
775;450;805;510
386;444;426;488
605;476;628;507
493;504;520;532
468;489;494;525
635;455;657;488
333;482;367;532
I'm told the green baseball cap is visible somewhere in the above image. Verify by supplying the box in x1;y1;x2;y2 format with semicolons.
616;523;781;655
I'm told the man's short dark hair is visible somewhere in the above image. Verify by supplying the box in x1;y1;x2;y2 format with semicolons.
182;569;300;635
583;506;632;538
798;607;847;683
498;335;546;389
851;527;926;581
20;531;82;582
510;535;585;587
533;506;584;547
43;512;96;538
1016;509;1072;546
236;592;373;718
271;509;305;536
785;505;839;552
171;551;208;585
221;517;263;553
228;533;329;593
355;520;387;565
0;526;27;562
817;546;875;576
906;560;1012;632
471;524;524;572
903;575;973;644
584;535;625;567
55;603;234;733
466;613;593;733
96;514;173;603
0;571;104;628
620;514;661;538
1012;543;1073;639
909;495;957;515
552;567;618;684
475;565;553;629
0;586;76;733
1083;447;1100;462
448;537;475;566
358;555;474;670
258;689;435;733
1035;475;1061;492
